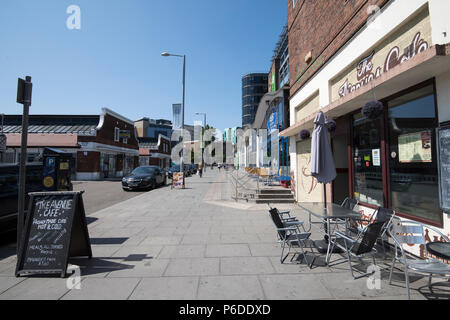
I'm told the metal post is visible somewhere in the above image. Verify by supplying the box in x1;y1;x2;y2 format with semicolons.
203;113;206;171
17;76;32;249
0;113;4;163
181;55;185;189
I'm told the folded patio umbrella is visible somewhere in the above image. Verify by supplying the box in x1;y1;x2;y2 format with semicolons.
311;111;336;188
310;111;337;246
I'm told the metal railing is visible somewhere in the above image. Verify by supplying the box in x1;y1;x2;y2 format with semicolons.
228;169;260;202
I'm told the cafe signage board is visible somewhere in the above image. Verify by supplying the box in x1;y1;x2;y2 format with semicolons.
15;191;92;277
172;172;184;189
330;8;431;102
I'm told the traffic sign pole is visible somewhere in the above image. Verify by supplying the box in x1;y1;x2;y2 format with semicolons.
16;76;32;251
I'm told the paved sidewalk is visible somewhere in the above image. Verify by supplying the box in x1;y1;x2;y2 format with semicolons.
0;170;445;300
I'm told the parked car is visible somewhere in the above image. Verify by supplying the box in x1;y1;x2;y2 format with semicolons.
168;164;193;178
0;164;44;236
187;164;197;175
122;166;166;191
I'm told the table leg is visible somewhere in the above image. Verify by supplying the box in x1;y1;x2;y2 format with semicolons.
325;218;332;265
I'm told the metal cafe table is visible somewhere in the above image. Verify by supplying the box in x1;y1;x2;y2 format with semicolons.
298;202;362;265
426;242;450;261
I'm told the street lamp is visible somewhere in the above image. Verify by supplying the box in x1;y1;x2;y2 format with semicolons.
195;112;206;170
162;52;186;188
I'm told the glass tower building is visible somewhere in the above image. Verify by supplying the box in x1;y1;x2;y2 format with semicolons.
242;73;268;127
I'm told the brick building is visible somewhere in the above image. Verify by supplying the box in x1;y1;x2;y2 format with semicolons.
138;135;171;168
281;0;450;259
3;108;139;180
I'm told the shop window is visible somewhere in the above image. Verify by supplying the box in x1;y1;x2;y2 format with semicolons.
387;83;440;223
114;127;120;142
352;113;383;206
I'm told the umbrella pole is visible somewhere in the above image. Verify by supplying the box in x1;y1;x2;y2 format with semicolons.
323;183;328;243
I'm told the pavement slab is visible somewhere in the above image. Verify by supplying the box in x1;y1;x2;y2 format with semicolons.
61;277;141;300
129;276;199;300
197;275;265;300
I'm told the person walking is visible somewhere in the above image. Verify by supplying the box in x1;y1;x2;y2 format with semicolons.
198;162;203;178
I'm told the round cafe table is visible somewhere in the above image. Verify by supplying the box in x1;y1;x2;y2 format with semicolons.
426;242;450;261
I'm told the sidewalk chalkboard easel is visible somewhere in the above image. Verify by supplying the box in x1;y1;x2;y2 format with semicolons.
15;191;92;278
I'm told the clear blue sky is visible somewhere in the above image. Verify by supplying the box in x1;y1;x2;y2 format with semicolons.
0;0;287;130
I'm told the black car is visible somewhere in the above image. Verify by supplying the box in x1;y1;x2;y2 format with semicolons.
187;164;196;175
122;166;166;191
0;164;44;236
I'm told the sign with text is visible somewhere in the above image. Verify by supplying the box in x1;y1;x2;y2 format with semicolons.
15;191;92;277
172;172;184;188
398;131;432;163
330;8;431;102
119;130;131;138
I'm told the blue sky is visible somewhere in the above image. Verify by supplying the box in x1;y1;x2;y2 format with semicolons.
0;0;287;130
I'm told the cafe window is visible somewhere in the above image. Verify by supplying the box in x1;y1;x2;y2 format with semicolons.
387;82;440;223
352;113;384;206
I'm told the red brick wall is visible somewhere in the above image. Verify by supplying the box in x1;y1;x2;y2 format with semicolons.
287;0;390;97
95;114;139;149
77;151;100;172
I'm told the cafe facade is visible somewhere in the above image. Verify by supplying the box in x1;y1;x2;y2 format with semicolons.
281;0;450;259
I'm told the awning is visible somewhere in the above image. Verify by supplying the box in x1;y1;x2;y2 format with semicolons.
280;44;450;138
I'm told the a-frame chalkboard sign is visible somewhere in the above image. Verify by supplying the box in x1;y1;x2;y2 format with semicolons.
15;191;92;278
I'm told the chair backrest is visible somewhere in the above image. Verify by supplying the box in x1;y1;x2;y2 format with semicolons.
268;208;287;240
341;197;358;210
389;217;426;247
374;207;394;223
374;207;396;236
352;221;386;255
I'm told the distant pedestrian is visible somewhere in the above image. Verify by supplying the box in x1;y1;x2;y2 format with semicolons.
198;163;203;178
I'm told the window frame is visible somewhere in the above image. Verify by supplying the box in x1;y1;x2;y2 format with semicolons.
114;127;120;142
348;78;443;228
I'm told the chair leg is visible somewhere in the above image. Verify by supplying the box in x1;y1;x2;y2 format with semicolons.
380;237;387;259
389;255;396;285
405;267;411;300
347;251;355;279
428;274;433;288
280;242;286;263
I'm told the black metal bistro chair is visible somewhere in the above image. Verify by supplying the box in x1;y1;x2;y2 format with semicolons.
346;206;395;257
331;197;360;232
330;220;387;279
268;208;316;268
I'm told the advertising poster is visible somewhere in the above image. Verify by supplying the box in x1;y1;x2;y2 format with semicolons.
398;131;432;163
172;172;184;188
372;149;381;166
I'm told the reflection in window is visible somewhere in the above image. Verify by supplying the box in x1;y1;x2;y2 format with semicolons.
388;84;440;222
352;113;383;206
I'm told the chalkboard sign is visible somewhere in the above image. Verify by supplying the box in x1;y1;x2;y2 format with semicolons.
438;126;450;213
15;191;92;277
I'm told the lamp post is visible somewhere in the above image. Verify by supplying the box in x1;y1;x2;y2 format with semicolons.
162;52;186;188
195;112;206;170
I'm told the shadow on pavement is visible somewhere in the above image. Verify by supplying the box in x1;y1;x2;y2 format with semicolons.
69;254;154;276
90;237;128;245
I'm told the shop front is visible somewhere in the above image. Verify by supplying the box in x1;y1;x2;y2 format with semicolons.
282;3;450;260
251;86;291;187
